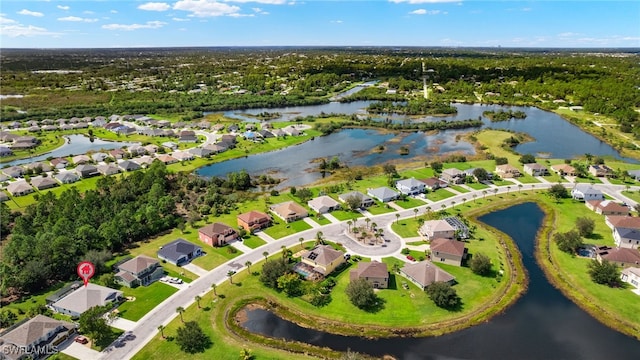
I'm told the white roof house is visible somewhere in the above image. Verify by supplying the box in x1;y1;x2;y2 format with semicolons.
367;186;400;202
308;196;341;214
50;283;123;318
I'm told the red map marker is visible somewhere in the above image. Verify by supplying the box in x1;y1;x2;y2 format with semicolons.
77;261;95;287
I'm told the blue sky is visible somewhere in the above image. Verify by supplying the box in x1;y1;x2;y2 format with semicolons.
1;1;638;48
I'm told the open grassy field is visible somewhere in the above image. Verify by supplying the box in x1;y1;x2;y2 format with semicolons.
118;282;178;321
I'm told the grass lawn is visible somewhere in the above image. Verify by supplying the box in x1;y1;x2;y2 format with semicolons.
118;282;178;321
263;219;312;239
329;209;363;221
366;203;396;215
309;214;332;226
516;174;540;184
406;240;429;246
391;219;421;238
450;185;470;193
622;190;640;204
465;182;490;190
393;197;425;209
241;235;267;249
428;188;456;202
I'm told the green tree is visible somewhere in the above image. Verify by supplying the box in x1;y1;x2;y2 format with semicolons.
344;195;362;211
277;273;303;297
176;306;185;323
469;253;492;276
554;230;582;254
0;309;18;328
548;184;568;202
245;260;253;274
575;217;595;237
175;321;212;354
495;157;508;165
194;295;202;309
296;187;313;202
227;270;236;284
345;278;378;310
518;154;536;164
157;324;166;339
472;168;489;182
260;259;288;288
587;260;621;287
78;305;113;344
426;282;460;309
430;161;443;173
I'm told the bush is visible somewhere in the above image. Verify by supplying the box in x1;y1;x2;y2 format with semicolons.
469;253;492;276
426;281;460;309
175;321;212;354
554;230;582;254
260;259;288;289
345;278;378;310
587;260;621;287
575;217;595;237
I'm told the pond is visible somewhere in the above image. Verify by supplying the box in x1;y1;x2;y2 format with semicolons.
4;134;138;167
199;103;636;188
241;202;640;359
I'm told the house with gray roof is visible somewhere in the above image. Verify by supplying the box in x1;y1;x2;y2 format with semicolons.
308;195;341;214
97;164;120;176
30;177;59;190
118;160;141;172
367;186;400;203
50;283;122;318
75;164;99;178
2;166;23;178
188;147;213;158
0;192;8;202
54;171;80;184
440;168;465;184
338;191;374;209
400;261;455;290
6;181;33;196
396;178;426;195
0;146;12;157
0;315;75;360
115;255;164;288
571;184;604;202
158;238;203;266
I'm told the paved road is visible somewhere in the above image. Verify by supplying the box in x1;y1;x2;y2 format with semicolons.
101;181;640;360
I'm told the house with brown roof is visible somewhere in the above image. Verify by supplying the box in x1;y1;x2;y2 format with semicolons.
585;200;629;216
71;154;91;165
6;181;33;197
198;222;238;247
301;245;345;276
237;210;272;232
495;164;521;178
551;164;577;177
30;177;59;190
440;168;465;184
156;154;178;164
605;215;640;230
350;261;389;289
115;255;164;288
429;238;467;266
400;261;455;290
420;177;448;191
419;219;456;240
270;201;308;223
589;164;613;177
0;315;75;360
109;149;126;160
596;247;640;268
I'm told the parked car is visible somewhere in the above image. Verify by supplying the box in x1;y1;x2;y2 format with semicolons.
75;336;88;344
406;255;415;261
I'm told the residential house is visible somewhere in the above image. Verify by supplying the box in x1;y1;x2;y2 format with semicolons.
158;239;203;266
400;261;455;290
613;227;640;249
464;168;493;181
237;210;272;232
50;283;122;318
2;166;23;178
144;144;159;154
71;154;91;165
338;191;374;209
271;128;286;137
307;196;341;214
109;149;126;160
172;151;194;161
419;219;456;240
203;143;227;154
443;216;470;239
42;124;58;131
179;130;198;143
258;129;275;138
97;164;121;176
429;238;468;266
155;154;178;165
133;155;154;167
75;164;99;178
301;245;345;276
188;147;213;158
0;315;75;360
551;164;576;177
571;184;604;201
227;124;240;132
367;187;400;203
589;165;614;177
495;164;521;178
283;125;301;136
0;192;8;202
0;146;12;157
620;267;640;292
54;171;80;184
219;134;237;148
30;177;59;190
349;261;389;289
396;178;426;195
628;169;640;181
420;177;448;191
585;200;629;216
161;141;178;151
270;201;309;222
115;255;164;288
7;181;33;196
605;215;640;230
24;161;52;173
118;160;141;172
127;145;146;156
198;222;238;247
523;163;548;176
440;168;465;184
91;152;109;162
596;247;640;268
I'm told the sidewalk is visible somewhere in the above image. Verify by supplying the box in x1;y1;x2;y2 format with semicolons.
323;212;340;224
256;231;276;243
182;263;209;277
303;217;321;228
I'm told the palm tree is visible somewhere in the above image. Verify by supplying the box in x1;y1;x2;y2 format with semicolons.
347;220;353;232
473;194;477;203
482;190;488;199
157;324;165;339
298;237;304;250
507;185;511;194
451;200;456;208
441;204;446;211
281;245;288;259
395;213;400;224
371;222;377;232
262;251;269;261
413;208;418;219
211;283;217;297
245;260;252;274
315;231;324;245
364;217;371;230
461;197;467;204
176;307;185;323
195;295;202;309
518;184;523;192
227;270;236;284
493;188;498;196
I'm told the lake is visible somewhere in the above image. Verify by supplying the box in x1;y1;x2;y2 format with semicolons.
199;103;636;188
4;134;138;167
241;202;640;359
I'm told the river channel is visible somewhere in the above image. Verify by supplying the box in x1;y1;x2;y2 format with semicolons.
241;202;640;359
199;103;637;188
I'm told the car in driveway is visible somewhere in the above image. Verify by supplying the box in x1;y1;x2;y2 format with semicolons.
75;335;89;344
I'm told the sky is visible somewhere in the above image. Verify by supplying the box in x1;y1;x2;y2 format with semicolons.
1;1;639;48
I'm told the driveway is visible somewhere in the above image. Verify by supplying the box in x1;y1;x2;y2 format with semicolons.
182;263;209;277
109;317;137;332
61;340;102;360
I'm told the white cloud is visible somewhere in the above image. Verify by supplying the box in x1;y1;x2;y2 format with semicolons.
252;7;269;14
18;9;44;17
173;0;241;17
0;14;17;24
138;2;171;11
110;10;118;14
225;0;287;4
58;16;98;23
57;5;70;11
410;9;444;15
102;20;167;31
557;32;580;37
172;17;191;21
83;11;95;15
330;20;343;24
390;0;459;3
1;24;60;37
